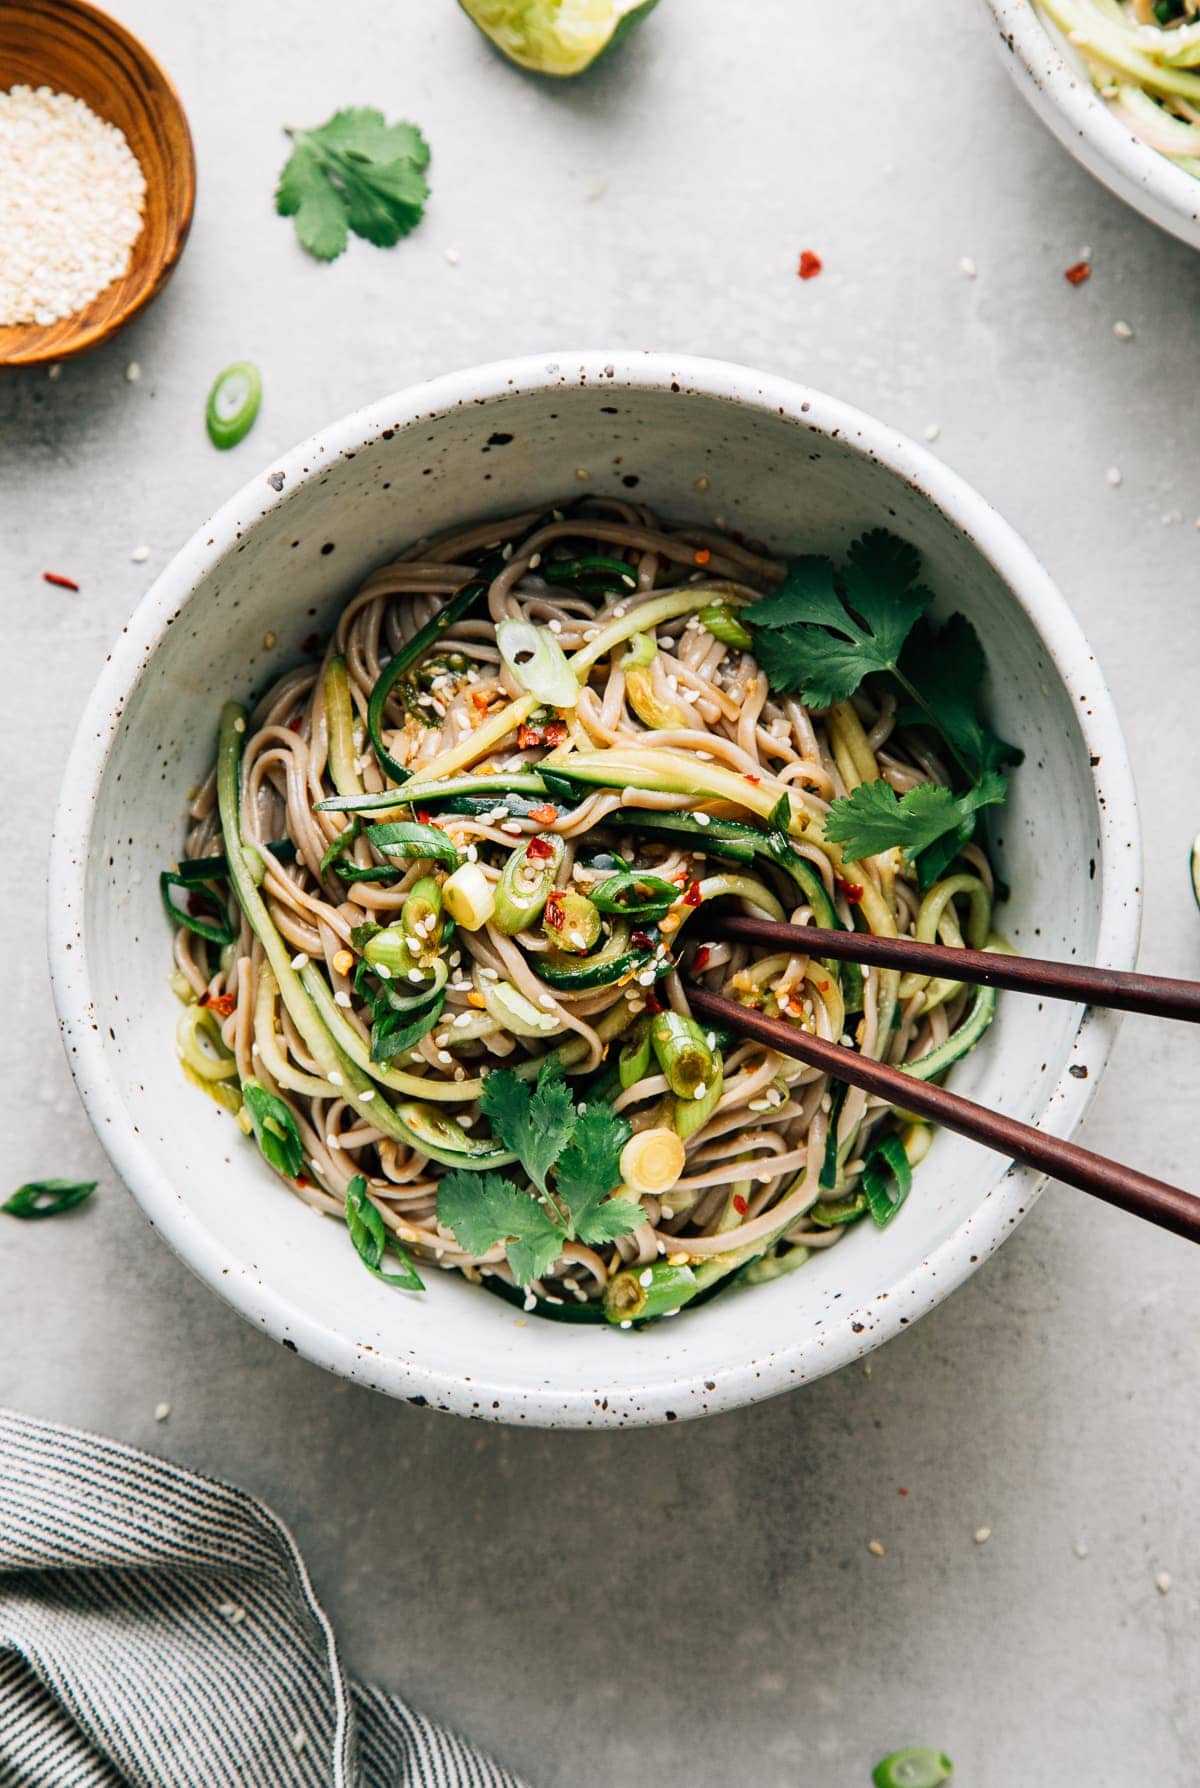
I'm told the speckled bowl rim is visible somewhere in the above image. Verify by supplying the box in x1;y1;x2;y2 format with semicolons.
48;351;1142;1427
981;0;1200;248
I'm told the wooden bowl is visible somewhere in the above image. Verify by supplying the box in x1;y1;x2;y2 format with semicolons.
0;0;196;369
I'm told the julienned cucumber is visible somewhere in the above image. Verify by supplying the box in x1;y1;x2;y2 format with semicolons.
216;704;507;1170
900;983;996;1081
316;770;553;816
366;577;489;783
604;807;841;931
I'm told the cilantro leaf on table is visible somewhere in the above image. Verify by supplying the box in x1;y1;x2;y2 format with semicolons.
480;1057;576;1192
824;772;1008;868
438;1063;643;1288
898;615;1022;783
746;531;932;710
555;1102;640;1240
275;108;431;262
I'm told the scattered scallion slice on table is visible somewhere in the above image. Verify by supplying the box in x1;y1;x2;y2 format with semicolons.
3;1179;97;1220
458;0;660;76
872;1749;954;1788
205;362;262;450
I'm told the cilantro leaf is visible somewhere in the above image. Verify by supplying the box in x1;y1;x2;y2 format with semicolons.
555;1103;641;1244
824;772;1008;867
275;108;431;262
898;615;1023;783
746;530;932;710
480;1059;576;1193
436;1170;564;1287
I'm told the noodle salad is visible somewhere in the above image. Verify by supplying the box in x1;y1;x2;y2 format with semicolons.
1037;0;1200;173
163;501;1020;1327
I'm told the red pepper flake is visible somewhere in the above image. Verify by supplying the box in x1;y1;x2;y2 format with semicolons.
693;945;711;973
287;715;303;733
471;690;490;714
301;632;321;654
744;773;761;786
528;803;559;824
836;877;864;902
199;991;236;1019
797;250;823;281
295;1174;310;1189
682;879;703;908
1065;260;1091;286
526;835;554;860
817;980;830;994
517;722;543;750
693;548;711;566
417;809;431;823
645;989;665;1015
631;929;653;950
897;1488;909;1497
544;892;566;930
43;572;79;590
732;1194;749;1216
542;719;568;746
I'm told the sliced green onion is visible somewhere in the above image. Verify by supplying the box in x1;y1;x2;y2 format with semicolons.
698;602;753;650
674;1053;723;1139
442;861;496;930
590;870;679;920
872;1749;954;1788
541;889;601;953
205;361;262;450
3;1178;97;1220
650;1010;714;1099
618;1019;652;1089
493;833;565;934
542;554;637;592
862;1132;914;1227
345;1174;424;1290
604;1260;697;1324
367;820;461;869
176;1004;238;1082
160;870;236;946
242;1079;305;1178
497;618;579;708
807;1190;869;1228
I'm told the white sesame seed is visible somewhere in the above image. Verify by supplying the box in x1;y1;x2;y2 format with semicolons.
695;812;711;826
639;1268;653;1287
538;994;556;1010
437;1050;453;1064
924;423;941;443
326;1135;342;1149
547;618;562;634
529;552;542;569
262;631;277;650
328;1071;344;1087
290;952;309;970
619;1319;632;1330
444;246;460;265
1113;319;1134;340
360;1089;376;1102
1107;466;1123;487
974;1526;992;1545
47;361;62;379
453;1012;474;1028
867;1539;885;1558
502;541;514;561
575;467;591;481
125;360;141;382
131;544;150;563
1156;1571;1172;1595
695;474;710;492
959;256;977;278
154;1401;170;1422
523;1292;537;1311
233;716;245;734
407;968;424;983
466;844;479;862
692;1084;706;1100
376;963;392;979
334;990;352;1008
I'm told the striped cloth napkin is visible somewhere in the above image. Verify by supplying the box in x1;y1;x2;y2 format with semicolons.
0;1408;526;1788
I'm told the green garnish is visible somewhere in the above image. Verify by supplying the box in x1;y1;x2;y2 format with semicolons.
367;820;461;869
823;776;1008;871
436;1059;642;1286
242;1079;305;1179
160;869;236;947
205;362;262;450
458;0;660;78
320;816;361;875
698;602;753;650
872;1749;953;1788
275;108;430;262
589;869;679;920
861;1133;914;1227
345;1174;425;1290
3;1179;97;1220
747;530;1020;883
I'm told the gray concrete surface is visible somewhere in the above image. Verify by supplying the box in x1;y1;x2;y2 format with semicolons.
3;2;1199;1782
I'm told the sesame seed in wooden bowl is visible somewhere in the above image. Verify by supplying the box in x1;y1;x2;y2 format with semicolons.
0;0;195;369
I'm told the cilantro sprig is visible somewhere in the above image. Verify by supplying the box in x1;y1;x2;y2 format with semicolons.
276;109;431;262
746;530;1021;884
436;1061;642;1287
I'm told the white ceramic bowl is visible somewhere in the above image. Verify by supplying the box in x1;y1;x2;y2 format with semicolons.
981;0;1200;248
50;352;1141;1428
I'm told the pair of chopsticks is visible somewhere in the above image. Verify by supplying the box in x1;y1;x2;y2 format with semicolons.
684;913;1200;1245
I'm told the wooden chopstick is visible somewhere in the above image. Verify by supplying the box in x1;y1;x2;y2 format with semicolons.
709;913;1200;1024
683;982;1200;1245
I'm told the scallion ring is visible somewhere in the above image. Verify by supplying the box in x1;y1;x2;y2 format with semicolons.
205;362;262;450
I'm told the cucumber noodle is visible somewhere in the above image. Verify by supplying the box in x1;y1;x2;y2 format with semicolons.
1037;0;1200;174
171;501;1002;1320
